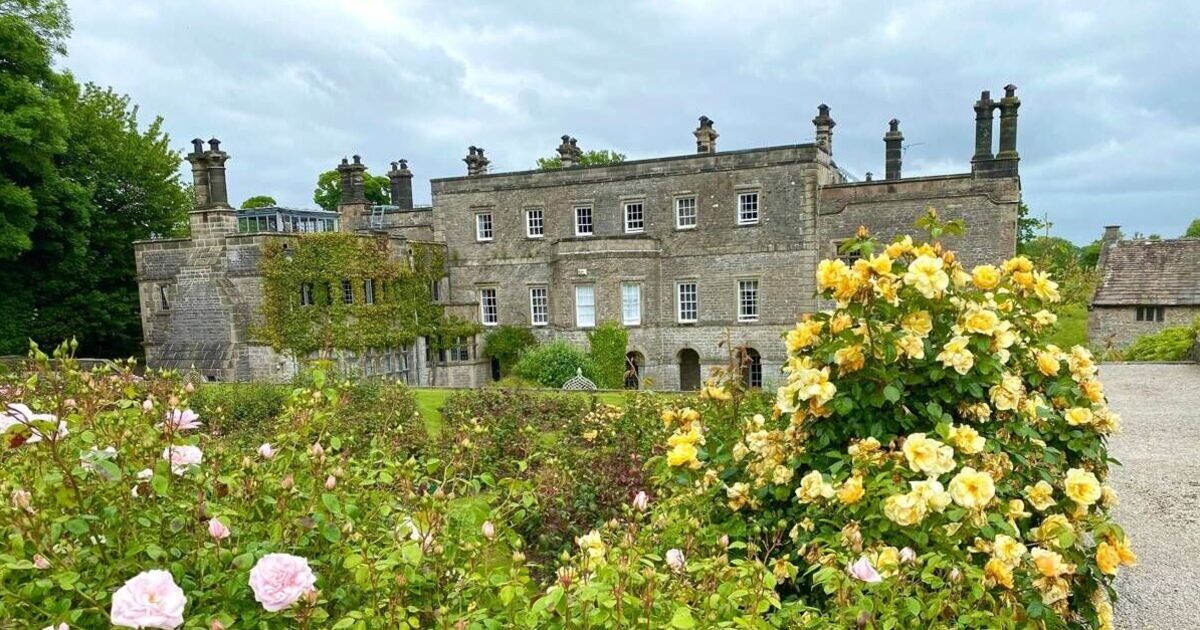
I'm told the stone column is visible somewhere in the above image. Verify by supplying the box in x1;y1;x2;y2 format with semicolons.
556;135;576;167
186;138;210;208
812;105;835;155
973;90;995;161
388;159;413;209
884;119;904;180
204;138;230;207
464;146;490;176
998;84;1019;159
693;116;718;154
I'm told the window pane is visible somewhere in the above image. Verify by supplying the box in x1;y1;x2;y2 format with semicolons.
738;192;759;224
576;285;595;327
480;288;498;325
622;283;641;325
676;197;697;228
575;206;593;235
678;283;697;322
738;280;759;321
341;279;353;304
364;279;375;304
530;287;549;325
476;213;493;240
526;209;544;237
624;202;644;233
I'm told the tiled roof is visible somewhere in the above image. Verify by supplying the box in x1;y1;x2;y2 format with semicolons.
1091;238;1200;306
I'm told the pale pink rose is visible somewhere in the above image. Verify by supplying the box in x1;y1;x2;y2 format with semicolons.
2;403;67;443
184;382;195;393
308;441;324;459
257;443;275;459
280;474;295;490
631;491;649;512
481;521;496;540
161;445;203;475
209;621;226;630
142;398;154;413
11;488;32;512
665;548;686;572
137;468;154;481
207;517;230;541
248;553;317;612
848;556;882;583
109;569;187;629
41;624;67;630
324;475;337;490
719;534;730;548
900;547;917;564
161;409;201;431
33;554;51;569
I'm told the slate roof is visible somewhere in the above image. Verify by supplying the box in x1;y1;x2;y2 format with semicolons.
1091;238;1200;306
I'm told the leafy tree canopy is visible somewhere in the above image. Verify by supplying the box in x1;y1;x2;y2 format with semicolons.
1015;202;1044;251
0;0;70;53
1185;218;1200;238
241;195;277;209
537;149;626;171
312;170;389;211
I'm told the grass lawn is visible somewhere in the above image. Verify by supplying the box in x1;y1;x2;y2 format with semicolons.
1045;302;1088;348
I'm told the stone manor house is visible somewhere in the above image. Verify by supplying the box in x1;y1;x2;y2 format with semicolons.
135;86;1023;389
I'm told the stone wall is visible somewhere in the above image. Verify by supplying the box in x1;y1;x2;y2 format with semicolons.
1089;305;1200;352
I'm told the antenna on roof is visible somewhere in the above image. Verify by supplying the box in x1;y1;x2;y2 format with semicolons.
902;142;925;155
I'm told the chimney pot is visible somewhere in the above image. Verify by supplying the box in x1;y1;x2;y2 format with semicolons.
883;119;904;180
208;138;221;152
694;115;719;153
812;104;836;154
388;157;414;209
997;84;1021;163
352;154;362;164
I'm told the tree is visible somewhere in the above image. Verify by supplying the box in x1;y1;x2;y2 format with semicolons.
0;0;71;53
536;149;626;170
1015;202;1044;253
312;170;389;211
1185;218;1200;238
241;195;277;209
482;325;537;377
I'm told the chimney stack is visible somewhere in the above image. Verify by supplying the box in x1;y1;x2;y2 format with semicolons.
464;146;490;176
997;84;1020;160
812;104;835;154
186;139;210;208
556;135;576;167
694;116;718;154
1098;225;1122;269
972;90;995;162
337;156;367;204
388;159;413;209
884;119;903;180
204;138;230;206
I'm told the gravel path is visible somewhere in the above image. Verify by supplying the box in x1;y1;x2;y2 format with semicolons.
1102;363;1200;629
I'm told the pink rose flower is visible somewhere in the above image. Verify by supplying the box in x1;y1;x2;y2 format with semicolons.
631;491;649;512
848;556;882;583
665;548;686;572
161;409;201;431
481;521;496;540
324;475;337;490
161;445;203;475
33;554;51;569
257;443;275;459
142;398;154;413
207;517;230;541
2;403;67;444
900;547;917;564
41;624;67;630
249;553;317;612
109;569;187;629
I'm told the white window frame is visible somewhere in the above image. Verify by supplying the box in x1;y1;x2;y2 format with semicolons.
475;212;493;241
623;201;645;234
574;206;593;236
530;286;549;326
300;283;314;306
479;287;498;326
575;284;596;328
621;282;642;326
526;208;544;238
677;282;698;324
737;191;760;225
675;196;697;229
364;278;376;305
738;279;759;322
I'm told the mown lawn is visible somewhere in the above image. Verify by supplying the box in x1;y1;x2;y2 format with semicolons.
1045;302;1089;348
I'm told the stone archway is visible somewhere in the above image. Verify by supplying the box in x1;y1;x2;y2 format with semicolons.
624;351;645;389
740;347;763;389
678;348;701;391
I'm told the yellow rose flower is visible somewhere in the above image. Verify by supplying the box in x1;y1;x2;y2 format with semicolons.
667;442;701;469
830;311;853;334
1101;485;1119;509
1096;541;1120;576
936;335;975;375
726;482;752;511
1024;480;1055;511
1031;547;1073;578
885;235;914;258
1001;255;1033;274
883;492;928;526
1114;536;1137;566
1063;407;1094;426
817;258;849;290
1032;309;1058;327
948;424;985;454
660;409;676;428
962;308;999;336
971;264;1001;290
1064;467;1102;506
984;557;1014;589
576;530;606;566
837;474;865;505
901;310;933;337
993;534;1027;565
795;470;835;503
903;254;950;299
871;546;901;577
1035;350;1060;377
868;253;893;275
909;478;952;512
896;333;926;360
902;433;956;476
948;467;996;509
786;320;824;353
834;344;865;373
1031;514;1073;547
1032;270;1061;302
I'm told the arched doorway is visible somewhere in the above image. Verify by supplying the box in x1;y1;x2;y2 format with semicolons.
678;348;701;391
624;351;644;389
740;347;763;389
490;357;501;382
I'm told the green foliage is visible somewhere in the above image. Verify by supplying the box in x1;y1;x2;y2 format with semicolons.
586;321;628;389
1185;218;1200;238
191;382;290;439
536;149;626;171
1121;317;1200;361
257;233;477;362
1015;201;1044;249
512;339;594;388
311;169;389;211
483;325;538;376
0;5;191;357
240;195;277;209
1044;302;1089;348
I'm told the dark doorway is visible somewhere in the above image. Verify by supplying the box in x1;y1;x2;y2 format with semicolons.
624;351;645;389
740;347;763;389
490;357;501;382
678;348;701;391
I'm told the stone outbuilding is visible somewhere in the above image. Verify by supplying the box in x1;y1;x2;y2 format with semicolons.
1089;226;1200;351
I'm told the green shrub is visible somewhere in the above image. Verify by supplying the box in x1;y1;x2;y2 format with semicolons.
586;321;628;389
482;325;538;376
491;374;538;389
511;339;594;388
191;382;289;439
1122;317;1200;361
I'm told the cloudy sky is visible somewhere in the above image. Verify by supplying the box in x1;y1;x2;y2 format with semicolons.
64;0;1199;243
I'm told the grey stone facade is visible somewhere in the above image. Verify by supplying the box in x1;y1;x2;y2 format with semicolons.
135;87;1022;387
1089;229;1200;351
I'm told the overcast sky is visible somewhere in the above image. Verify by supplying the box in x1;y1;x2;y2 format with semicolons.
64;0;1199;243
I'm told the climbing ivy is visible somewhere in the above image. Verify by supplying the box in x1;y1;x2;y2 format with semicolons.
256;232;478;362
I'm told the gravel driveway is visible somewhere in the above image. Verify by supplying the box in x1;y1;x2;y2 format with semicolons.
1102;363;1200;629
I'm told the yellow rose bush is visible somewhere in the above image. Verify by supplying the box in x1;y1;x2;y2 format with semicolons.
682;218;1132;627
